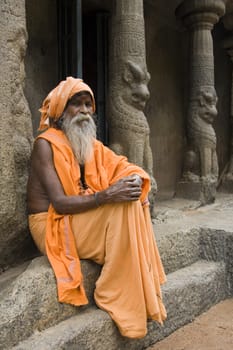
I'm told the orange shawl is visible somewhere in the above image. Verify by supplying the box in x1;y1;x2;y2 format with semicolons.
38;128;151;306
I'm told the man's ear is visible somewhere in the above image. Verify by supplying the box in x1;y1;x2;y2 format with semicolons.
56;116;64;129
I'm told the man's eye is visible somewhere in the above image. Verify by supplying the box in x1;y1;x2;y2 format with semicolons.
70;101;76;105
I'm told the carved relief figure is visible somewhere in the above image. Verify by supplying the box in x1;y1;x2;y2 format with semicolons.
108;0;157;209
183;86;219;182
109;60;157;197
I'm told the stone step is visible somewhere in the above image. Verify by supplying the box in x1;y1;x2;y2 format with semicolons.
155;225;233;275
11;260;227;350
0;257;101;350
1;224;232;350
155;226;200;274
0;225;199;350
153;198;233;275
0;261;30;291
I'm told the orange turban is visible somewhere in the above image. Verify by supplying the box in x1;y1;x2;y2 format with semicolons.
38;77;96;131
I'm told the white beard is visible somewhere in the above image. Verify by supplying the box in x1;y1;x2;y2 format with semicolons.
62;113;97;165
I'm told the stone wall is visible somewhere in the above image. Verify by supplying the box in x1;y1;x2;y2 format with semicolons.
213;23;231;175
0;0;34;268
25;0;58;135
144;1;185;198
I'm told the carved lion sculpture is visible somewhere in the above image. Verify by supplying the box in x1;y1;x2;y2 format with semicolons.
183;86;219;182
108;59;157;207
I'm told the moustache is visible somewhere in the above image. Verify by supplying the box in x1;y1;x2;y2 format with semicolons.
71;113;92;124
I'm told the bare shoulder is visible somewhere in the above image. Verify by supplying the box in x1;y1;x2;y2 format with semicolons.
27;138;54;213
32;138;52;162
29;138;55;183
28;136;66;212
30;137;55;182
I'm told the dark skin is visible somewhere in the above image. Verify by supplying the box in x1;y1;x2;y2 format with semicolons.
27;92;143;215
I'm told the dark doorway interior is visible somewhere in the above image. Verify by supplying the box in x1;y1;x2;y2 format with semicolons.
57;0;109;143
83;12;109;144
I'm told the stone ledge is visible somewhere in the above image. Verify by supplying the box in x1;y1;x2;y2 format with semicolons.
0;261;29;291
0;257;101;350
156;227;200;274
11;260;227;350
1;226;232;349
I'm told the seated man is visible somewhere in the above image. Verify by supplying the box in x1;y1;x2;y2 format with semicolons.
27;76;167;339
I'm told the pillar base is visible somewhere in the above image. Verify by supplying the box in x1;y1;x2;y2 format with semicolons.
220;175;233;193
176;178;217;204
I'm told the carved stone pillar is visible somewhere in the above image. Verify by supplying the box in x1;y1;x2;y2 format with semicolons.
222;12;233;191
108;0;157;210
176;0;225;204
0;0;34;267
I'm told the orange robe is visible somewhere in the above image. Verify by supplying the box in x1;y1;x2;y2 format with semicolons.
33;127;166;338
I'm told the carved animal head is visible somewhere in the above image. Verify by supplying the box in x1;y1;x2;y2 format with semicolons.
196;86;218;124
122;60;150;110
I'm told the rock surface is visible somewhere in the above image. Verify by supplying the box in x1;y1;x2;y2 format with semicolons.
0;257;101;349
0;0;34;268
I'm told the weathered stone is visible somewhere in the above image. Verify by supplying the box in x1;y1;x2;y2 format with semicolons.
221;175;233;191
184;87;218;179
177;174;218;204
199;228;228;262
0;0;34;268
108;0;157;210
226;232;233;295
11;260;227;350
155;227;200;274
0;261;29;290
199;227;233;296
162;260;227;336
0;256;101;349
176;0;226;204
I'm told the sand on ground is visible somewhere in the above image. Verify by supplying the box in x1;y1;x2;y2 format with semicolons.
147;298;233;350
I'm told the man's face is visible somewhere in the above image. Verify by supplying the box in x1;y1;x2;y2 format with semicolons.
61;92;96;164
65;92;94;121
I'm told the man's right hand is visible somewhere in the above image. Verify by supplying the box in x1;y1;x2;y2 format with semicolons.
99;175;142;204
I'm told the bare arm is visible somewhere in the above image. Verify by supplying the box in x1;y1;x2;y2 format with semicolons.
32;139;142;215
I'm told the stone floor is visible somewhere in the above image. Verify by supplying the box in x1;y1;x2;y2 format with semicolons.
146;298;233;350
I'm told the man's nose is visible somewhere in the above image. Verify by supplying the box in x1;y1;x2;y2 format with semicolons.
80;104;88;114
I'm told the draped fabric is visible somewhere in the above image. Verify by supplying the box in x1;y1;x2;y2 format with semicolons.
29;201;167;338
37;127;150;306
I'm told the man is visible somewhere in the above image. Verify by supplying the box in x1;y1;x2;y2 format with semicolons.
27;76;167;339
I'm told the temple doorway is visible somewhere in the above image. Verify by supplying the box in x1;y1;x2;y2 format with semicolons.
25;0;110;143
57;0;109;143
